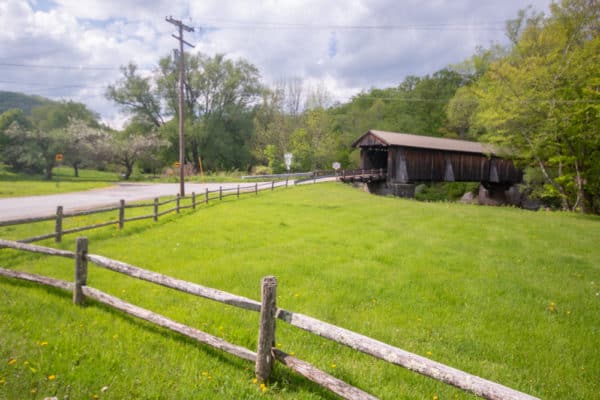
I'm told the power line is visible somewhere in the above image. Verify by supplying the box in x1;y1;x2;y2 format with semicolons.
0;62;154;72
195;18;507;32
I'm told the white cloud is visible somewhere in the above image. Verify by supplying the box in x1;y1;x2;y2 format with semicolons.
1;0;553;128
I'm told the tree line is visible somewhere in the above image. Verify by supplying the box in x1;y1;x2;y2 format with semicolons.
0;0;597;213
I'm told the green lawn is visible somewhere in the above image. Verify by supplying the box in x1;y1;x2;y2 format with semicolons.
0;167;118;198
0;184;598;399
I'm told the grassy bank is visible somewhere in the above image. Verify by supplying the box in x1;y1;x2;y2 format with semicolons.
1;183;598;399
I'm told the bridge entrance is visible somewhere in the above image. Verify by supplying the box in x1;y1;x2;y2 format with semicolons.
361;147;388;170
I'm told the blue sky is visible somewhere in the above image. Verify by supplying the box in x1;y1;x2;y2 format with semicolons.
0;0;554;128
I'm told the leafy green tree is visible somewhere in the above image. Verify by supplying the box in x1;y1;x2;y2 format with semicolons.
1;102;102;179
473;0;600;213
111;121;169;180
107;53;262;172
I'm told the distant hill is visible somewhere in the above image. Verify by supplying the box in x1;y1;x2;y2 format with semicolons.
0;91;54;115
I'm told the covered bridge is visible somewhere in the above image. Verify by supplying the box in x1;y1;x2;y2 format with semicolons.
345;130;522;197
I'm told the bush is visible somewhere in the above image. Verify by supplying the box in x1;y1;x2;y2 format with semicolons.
415;182;479;202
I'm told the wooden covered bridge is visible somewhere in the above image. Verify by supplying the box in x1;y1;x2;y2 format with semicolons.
341;130;522;198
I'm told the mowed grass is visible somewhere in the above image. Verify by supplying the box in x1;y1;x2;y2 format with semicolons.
0;183;598;399
0;166;118;198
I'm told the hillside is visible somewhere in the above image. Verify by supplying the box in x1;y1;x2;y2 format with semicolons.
0;91;53;115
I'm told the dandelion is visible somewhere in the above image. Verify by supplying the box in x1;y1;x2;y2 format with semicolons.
260;383;267;393
548;302;556;312
92;394;99;399
47;375;56;380
0;377;6;385
426;351;432;356
8;358;16;365
40;341;48;346
252;378;258;384
201;371;209;377
101;386;109;393
331;363;337;369
433;395;438;400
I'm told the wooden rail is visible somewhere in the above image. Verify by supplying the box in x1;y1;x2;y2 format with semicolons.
0;181;288;244
0;238;540;400
339;169;387;183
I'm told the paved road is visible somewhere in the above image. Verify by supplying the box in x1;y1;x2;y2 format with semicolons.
0;182;282;221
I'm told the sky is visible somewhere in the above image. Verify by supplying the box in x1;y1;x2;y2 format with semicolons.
0;0;554;128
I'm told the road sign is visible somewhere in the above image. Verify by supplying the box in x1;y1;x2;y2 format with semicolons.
332;162;341;170
55;153;63;162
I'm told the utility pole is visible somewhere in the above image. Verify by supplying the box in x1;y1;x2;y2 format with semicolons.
166;16;194;197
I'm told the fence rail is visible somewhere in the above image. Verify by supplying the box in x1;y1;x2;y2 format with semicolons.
0;181;291;244
0;238;539;400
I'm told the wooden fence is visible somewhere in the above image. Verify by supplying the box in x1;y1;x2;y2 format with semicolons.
0;181;288;244
0;237;539;400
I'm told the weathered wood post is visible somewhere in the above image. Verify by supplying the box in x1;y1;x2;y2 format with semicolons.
271;180;275;191
73;237;88;305
205;188;209;204
237;185;240;198
176;194;180;213
256;276;277;383
219;186;222;200
192;192;196;210
118;200;125;229
255;182;258;195
55;206;63;243
153;198;159;222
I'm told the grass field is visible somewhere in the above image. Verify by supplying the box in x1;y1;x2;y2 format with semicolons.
0;167;119;198
0;183;598;399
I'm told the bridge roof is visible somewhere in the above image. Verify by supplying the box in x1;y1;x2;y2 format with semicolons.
352;130;498;155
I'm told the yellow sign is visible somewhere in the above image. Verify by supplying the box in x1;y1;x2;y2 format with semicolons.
173;161;181;168
55;153;63;162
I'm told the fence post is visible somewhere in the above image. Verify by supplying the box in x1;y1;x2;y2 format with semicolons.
192;192;196;210
119;200;125;229
271;180;274;191
55;206;63;243
153;198;158;222
255;182;258;195
205;188;209;204
176;194;180;213
237;185;240;198
286;178;288;188
73;237;88;305
256;276;277;383
219;186;222;200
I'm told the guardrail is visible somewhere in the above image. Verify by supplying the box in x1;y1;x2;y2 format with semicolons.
0;237;539;400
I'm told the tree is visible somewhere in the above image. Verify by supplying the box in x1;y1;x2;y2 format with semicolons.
107;53;263;172
473;0;600;213
111;122;169;180
1;102;102;179
106;64;164;127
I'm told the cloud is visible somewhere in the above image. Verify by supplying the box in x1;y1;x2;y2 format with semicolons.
1;0;553;128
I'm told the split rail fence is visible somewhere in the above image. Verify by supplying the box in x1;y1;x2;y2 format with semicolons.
0;181;288;244
0;237;539;400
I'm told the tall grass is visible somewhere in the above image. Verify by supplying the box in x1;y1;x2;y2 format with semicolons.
1;183;598;399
